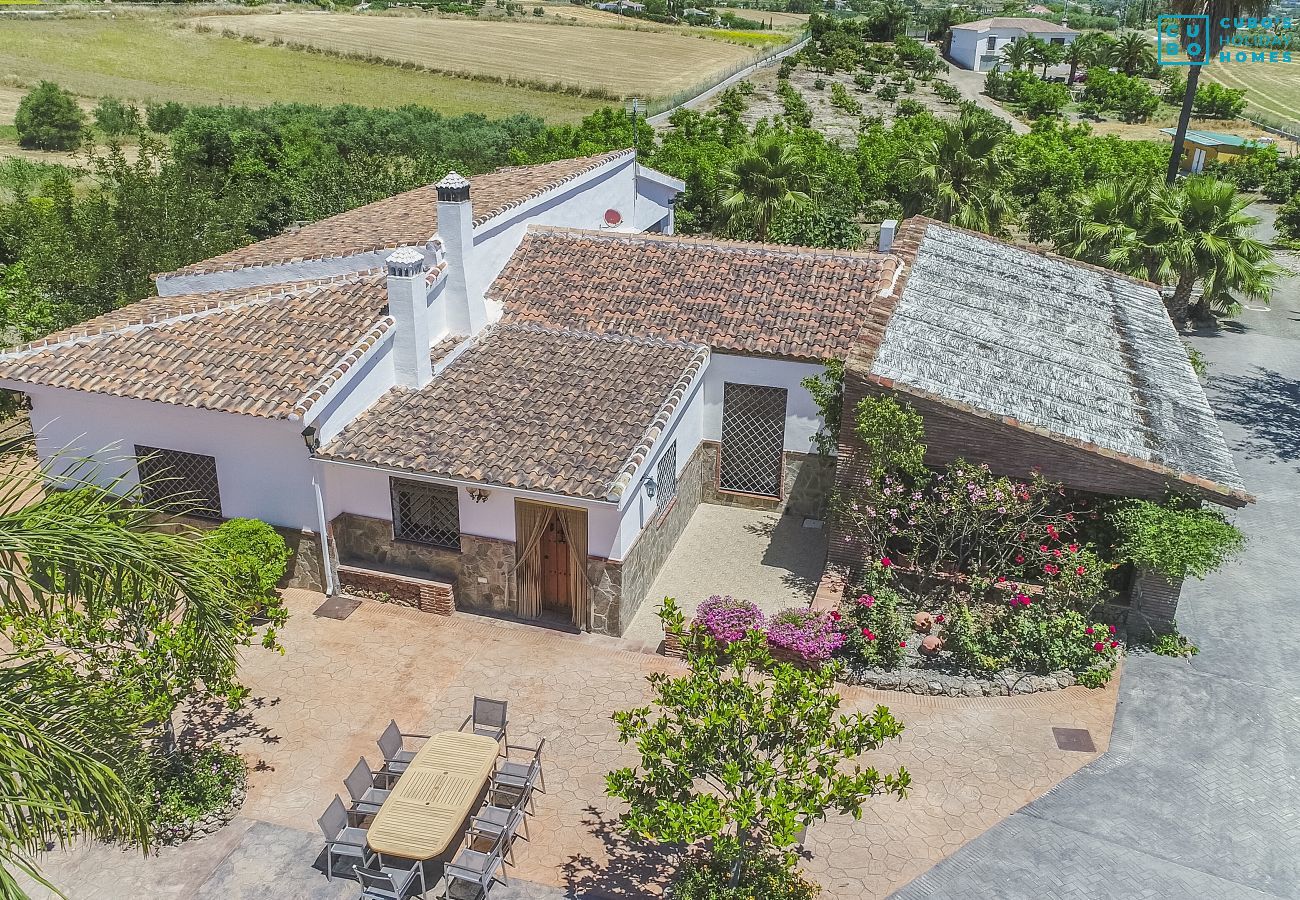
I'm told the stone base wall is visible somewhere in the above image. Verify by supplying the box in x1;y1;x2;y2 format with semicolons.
614;443;712;636
1128;568;1183;636
330;512;515;614
587;556;624;636
702;443;835;520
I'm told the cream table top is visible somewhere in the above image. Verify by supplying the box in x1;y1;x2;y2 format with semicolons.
365;730;500;859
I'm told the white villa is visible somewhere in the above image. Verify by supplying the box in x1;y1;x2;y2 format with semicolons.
0;150;1245;636
947;17;1080;71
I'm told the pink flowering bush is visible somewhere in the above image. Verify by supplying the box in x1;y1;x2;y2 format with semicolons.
693;595;765;644
837;588;909;669
765;608;846;665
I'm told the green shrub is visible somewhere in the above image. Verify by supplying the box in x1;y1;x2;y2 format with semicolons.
203;518;291;600
93;97;142;137
146;100;189;134
895;99;926;118
876;83;899;104
673;851;820;900
1277;193;1300;243
942;600;1119;684
134;745;246;844
15;81;86;151
1193;81;1246;119
812;78;826;91
1019;79;1069;118
1150;627;1199;657
1107;497;1245;581
853;73;876;93
932;81;962;103
829;82;861;115
838;587;909;668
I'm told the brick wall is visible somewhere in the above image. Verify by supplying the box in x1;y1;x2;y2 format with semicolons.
336;564;455;615
1128;568;1183;635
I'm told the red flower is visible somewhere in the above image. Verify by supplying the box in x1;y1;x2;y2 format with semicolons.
862;627;875;640
1108;624;1116;635
880;557;893;568
1065;513;1075;521
935;614;946;623
1039;544;1049;552
1015;554;1025;564
1110;641;1119;649
899;640;907;648
1046;524;1059;540
1053;548;1063;558
1094;642;1105;652
1085;626;1094;635
1075;565;1086;575
1012;593;1031;607
997;575;1007;583
1068;543;1079;553
1044;564;1059;576
830;611;841;621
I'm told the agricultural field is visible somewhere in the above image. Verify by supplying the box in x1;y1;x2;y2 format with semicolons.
0;17;603;129
201;11;774;99
1204;58;1300;130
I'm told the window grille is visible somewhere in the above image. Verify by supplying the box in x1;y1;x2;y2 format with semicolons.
134;446;222;520
656;441;678;514
390;478;460;549
719;384;787;498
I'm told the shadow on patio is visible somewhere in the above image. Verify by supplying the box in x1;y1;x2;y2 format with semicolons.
620;503;829;648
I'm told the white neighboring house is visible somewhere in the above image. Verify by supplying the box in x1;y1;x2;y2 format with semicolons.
948;17;1080;71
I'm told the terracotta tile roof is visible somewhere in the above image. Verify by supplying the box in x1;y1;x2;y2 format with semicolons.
320;323;708;500
0;273;392;420
871;218;1249;505
164;150;634;278
491;228;898;362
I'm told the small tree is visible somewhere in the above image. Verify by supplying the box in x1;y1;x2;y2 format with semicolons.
607;599;910;889
15;81;86;151
93;97;142;137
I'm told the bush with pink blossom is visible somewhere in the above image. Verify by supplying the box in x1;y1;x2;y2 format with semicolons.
693;595;765;644
765;608;845;664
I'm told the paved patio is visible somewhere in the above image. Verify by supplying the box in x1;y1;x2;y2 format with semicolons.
621;503;828;648
27;583;1118;899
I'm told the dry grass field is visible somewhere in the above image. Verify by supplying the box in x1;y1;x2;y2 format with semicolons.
1204;58;1300;129
203;11;766;97
0;18;602;125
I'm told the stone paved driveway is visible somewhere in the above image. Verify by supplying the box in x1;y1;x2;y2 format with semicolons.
29;581;1117;899
890;257;1300;899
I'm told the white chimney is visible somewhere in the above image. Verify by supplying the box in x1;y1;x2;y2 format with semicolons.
385;247;432;390
436;172;488;336
879;219;898;253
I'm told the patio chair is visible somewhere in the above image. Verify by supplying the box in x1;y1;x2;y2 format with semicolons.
377;720;430;786
498;740;546;795
345;756;391;815
468;801;528;865
488;751;542;817
459;697;508;752
442;835;507;900
356;857;427;900
318;794;375;881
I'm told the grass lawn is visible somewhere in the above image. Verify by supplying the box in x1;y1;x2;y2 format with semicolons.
0;19;603;124
203;11;766;98
1203;58;1300;128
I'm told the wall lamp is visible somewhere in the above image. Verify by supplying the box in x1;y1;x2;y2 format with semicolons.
302;426;320;454
468;487;492;504
643;476;657;500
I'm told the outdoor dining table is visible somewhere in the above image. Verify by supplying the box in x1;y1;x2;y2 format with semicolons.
365;730;501;860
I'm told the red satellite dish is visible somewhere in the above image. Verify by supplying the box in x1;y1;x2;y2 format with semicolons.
604;208;623;226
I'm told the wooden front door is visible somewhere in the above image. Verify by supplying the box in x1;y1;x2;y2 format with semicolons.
539;515;571;616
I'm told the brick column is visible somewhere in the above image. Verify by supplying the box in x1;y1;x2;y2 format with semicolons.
1128;568;1184;636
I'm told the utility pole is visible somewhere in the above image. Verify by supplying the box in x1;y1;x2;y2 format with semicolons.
627;97;644;228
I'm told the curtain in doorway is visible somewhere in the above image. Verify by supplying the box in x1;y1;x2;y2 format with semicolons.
552;506;590;630
513;500;551;620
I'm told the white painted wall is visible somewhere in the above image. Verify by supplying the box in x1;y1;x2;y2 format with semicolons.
950;25;1077;71
21;385;320;531
321;462;624;559
703;354;827;454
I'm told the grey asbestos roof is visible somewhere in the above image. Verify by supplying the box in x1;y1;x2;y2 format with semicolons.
872;222;1246;499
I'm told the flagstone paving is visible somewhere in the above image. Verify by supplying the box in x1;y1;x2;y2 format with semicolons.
28;584;1118;899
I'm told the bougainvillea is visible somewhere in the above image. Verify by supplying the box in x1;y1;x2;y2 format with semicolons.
693;595;765;644
765;608;846;664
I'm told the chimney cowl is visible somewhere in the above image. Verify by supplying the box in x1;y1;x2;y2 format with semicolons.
436;172;471;203
386;247;427;278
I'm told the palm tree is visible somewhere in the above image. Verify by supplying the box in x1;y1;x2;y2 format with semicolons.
1108;32;1156;76
1144;175;1278;323
718;135;813;243
1163;0;1270;184
1054;176;1279;325
902;109;1013;235
0;443;244;897
1001;36;1035;71
1061;36;1096;84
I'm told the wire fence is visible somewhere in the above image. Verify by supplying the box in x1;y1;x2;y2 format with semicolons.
647;31;810;119
1243;113;1300;146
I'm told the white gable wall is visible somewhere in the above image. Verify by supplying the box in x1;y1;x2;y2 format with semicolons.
950;25;1077;71
21;385;320;531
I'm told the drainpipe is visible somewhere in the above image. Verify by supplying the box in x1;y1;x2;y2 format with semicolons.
311;462;337;596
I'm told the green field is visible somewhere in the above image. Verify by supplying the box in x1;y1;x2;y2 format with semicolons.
1204;56;1300;128
0;19;604;124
